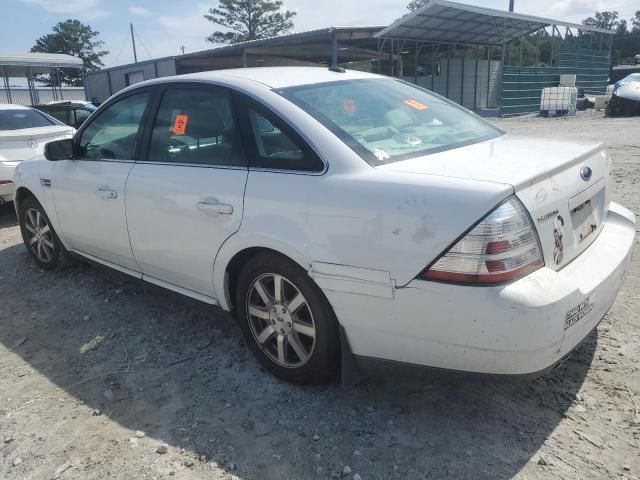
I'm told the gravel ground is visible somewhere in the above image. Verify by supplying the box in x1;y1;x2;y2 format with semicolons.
1;111;639;480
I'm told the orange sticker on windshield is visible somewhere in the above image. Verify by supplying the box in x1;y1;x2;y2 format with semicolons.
172;114;189;135
343;98;356;113
404;99;428;110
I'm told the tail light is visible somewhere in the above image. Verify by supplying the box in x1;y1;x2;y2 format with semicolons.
0;180;13;185
420;196;543;285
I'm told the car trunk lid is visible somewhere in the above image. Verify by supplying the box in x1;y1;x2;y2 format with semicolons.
0;125;74;162
378;135;611;271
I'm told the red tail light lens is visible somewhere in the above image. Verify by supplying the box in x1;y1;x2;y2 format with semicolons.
0;180;13;185
420;196;543;285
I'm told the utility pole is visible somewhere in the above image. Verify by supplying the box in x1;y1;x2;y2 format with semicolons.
130;23;138;63
509;0;514;12
180;45;186;55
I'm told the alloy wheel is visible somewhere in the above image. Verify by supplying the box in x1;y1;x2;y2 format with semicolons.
23;208;55;263
246;273;317;368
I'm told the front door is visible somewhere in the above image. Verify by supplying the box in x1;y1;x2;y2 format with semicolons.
52;91;151;271
125;84;248;298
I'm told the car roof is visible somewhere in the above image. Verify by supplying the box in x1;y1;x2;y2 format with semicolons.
0;104;31;111
145;67;381;90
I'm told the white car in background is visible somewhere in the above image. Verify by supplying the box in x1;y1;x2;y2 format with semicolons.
0;104;74;204
11;67;636;384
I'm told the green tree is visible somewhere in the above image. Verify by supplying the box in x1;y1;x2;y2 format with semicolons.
204;0;296;44
583;11;621;30
632;11;640;32
31;19;108;86
407;0;427;11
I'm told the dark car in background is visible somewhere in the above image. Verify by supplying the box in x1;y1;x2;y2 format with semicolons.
33;101;97;129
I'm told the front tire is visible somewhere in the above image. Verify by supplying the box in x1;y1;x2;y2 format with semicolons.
235;252;340;384
19;196;68;270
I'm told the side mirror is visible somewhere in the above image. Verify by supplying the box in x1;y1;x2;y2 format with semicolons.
44;139;75;161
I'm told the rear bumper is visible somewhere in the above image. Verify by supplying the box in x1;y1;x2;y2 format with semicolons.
333;202;635;376
0;163;16;202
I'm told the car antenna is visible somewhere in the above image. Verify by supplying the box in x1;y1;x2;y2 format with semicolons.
329;28;346;73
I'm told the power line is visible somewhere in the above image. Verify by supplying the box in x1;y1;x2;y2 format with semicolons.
109;28;131;67
133;27;154;60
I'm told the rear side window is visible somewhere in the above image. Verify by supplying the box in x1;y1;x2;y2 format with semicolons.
0;109;54;130
79;92;150;160
42;107;69;125
147;86;243;167
236;95;324;173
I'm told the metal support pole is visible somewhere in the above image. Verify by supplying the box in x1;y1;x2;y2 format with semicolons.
329;28;338;69
130;23;138;63
460;45;465;105
487;46;491;108
56;69;63;100
50;68;57;101
499;18;507;115
431;44;435;91
27;67;35;105
389;38;394;77
414;41;419;85
446;44;451;99
1;65;12;104
550;25;556;67
242;49;248;68
474;46;479;110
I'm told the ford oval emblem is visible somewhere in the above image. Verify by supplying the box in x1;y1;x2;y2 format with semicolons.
580;166;592;182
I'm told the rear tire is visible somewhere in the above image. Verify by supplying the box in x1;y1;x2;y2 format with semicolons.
235;252;340;384
18;195;71;270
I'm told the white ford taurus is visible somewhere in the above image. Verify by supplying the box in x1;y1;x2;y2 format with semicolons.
12;67;635;384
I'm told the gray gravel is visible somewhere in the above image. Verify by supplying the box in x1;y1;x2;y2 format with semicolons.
1;110;639;479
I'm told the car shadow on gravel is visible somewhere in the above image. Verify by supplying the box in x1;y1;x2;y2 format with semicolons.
0;243;596;480
0;203;17;229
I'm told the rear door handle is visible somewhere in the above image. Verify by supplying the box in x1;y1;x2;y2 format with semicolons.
97;186;118;199
197;199;234;216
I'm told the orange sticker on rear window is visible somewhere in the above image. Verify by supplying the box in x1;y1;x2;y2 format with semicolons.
172;114;189;135
404;99;428;110
343;98;357;113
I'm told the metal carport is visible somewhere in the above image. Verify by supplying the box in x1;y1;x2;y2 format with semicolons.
0;53;84;105
375;0;614;115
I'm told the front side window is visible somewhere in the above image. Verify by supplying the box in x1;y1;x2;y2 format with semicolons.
79;92;150;160
0;109;54;130
279;78;501;165
147;87;242;167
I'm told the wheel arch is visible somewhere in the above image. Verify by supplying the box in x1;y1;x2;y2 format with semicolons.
215;239;311;312
14;186;37;215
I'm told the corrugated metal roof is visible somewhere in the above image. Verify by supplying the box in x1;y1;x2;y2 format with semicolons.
0;52;84;68
177;26;385;60
376;0;613;46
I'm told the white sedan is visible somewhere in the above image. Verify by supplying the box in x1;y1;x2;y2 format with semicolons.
12;67;635;384
0;104;74;204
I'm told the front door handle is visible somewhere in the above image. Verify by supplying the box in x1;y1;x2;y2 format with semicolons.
97;186;118;199
197;199;234;216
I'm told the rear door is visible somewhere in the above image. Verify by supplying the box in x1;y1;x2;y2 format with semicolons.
51;90;152;270
125;83;248;298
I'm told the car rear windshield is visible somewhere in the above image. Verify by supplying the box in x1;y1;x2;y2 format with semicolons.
278;78;502;165
0;109;54;130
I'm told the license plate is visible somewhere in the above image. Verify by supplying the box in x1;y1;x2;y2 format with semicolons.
571;198;598;243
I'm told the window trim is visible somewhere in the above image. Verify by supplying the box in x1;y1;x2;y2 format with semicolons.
233;91;327;175
137;82;248;169
74;87;154;163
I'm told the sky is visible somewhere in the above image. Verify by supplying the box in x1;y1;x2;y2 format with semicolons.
1;0;639;68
